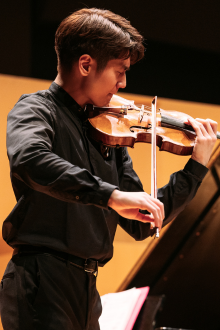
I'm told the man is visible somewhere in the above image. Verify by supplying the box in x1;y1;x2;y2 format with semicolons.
0;7;217;330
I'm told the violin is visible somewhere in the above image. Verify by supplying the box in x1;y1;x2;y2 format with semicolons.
86;94;220;155
86;94;219;239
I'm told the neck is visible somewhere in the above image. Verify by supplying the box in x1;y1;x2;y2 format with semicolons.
54;67;89;108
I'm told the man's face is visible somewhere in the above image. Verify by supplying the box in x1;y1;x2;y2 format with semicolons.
84;57;130;107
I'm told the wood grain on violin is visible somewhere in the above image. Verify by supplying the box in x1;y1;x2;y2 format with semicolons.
86;95;219;155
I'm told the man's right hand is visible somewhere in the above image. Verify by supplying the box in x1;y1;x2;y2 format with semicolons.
108;189;164;231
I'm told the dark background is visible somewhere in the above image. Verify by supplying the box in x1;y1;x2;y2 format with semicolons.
1;0;220;104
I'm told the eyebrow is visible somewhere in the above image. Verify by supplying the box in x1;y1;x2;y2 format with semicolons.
123;65;130;71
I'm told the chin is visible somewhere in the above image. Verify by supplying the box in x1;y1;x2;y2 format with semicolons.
106;93;113;105
93;95;113;107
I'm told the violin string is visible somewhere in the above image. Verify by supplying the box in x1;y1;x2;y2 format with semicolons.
133;105;156;112
128;107;154;114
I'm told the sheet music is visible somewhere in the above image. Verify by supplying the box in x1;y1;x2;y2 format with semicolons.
99;287;149;330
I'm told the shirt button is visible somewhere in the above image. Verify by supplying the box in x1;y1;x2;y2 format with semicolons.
99;200;103;205
76;196;80;200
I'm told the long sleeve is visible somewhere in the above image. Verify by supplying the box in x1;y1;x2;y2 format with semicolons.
118;147;208;241
7;95;117;208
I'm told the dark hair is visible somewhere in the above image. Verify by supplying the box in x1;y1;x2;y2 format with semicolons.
55;8;145;71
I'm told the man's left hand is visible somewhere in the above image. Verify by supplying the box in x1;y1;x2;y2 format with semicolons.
186;118;218;166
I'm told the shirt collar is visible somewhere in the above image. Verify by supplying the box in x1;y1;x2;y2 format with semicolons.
49;82;87;120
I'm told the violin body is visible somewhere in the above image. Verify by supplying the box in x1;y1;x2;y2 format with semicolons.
87;105;197;156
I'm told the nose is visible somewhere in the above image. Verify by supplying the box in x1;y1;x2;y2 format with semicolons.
117;73;126;89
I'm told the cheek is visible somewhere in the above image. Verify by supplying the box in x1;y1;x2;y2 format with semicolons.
102;73;117;90
90;70;118;97
101;69;117;82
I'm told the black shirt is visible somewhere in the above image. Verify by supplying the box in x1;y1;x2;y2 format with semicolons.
3;82;208;265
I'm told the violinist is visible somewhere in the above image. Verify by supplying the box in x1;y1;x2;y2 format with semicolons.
0;7;217;330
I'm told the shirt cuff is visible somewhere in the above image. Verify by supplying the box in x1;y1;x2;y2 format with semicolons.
93;182;119;209
184;158;209;181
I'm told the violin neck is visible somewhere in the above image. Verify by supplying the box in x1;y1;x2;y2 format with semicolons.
161;112;220;139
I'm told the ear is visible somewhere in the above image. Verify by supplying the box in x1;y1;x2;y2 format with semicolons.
78;54;95;76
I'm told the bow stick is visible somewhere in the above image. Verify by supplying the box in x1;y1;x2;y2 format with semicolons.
151;96;160;238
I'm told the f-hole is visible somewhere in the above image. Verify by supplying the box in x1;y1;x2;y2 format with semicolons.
130;125;151;133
